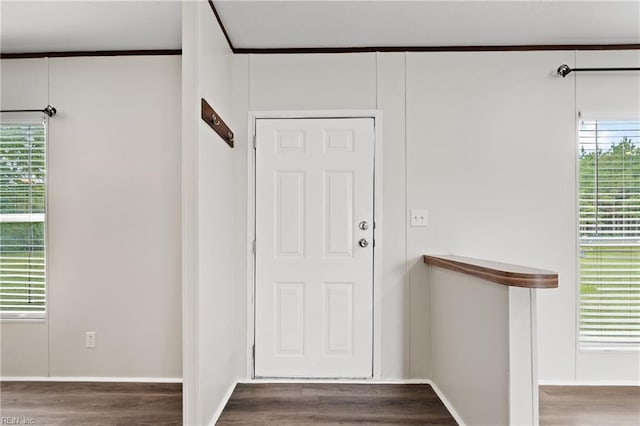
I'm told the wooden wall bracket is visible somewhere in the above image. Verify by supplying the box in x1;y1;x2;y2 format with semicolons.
201;98;234;148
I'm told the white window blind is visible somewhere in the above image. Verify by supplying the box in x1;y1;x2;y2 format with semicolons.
579;119;640;347
0;122;46;319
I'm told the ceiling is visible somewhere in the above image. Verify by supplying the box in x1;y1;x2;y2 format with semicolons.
216;1;640;49
0;1;182;53
0;1;638;54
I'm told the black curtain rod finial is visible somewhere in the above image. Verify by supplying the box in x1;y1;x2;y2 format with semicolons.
557;64;572;77
43;105;56;117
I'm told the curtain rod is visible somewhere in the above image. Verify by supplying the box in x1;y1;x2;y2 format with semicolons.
0;105;57;117
557;64;640;78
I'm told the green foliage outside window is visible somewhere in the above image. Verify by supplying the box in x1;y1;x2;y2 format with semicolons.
0;124;46;314
579;137;640;239
578;121;640;345
0;125;46;214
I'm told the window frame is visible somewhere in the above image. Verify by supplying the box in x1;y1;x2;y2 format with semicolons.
576;112;640;351
0;114;48;322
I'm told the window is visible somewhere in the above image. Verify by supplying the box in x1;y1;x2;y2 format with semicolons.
0;121;46;319
579;119;640;347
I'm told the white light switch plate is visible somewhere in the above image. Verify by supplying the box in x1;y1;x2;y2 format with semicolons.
410;209;428;227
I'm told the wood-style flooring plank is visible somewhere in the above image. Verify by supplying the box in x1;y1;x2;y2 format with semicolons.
0;382;182;426
216;384;457;425
540;385;640;426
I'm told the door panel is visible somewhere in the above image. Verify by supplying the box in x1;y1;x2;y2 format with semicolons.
275;282;304;356
255;117;374;378
324;282;354;355
324;171;354;257
275;172;305;257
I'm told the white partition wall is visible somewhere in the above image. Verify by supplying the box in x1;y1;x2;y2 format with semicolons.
182;2;236;424
430;267;510;425
429;265;539;426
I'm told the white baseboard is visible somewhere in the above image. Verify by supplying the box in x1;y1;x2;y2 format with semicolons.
238;378;431;384
0;376;182;383
208;380;238;426
428;379;465;426
539;380;640;386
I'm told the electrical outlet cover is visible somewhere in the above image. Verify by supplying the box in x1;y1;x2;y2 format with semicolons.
86;332;96;349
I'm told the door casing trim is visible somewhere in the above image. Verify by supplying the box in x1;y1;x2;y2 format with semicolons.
247;110;383;379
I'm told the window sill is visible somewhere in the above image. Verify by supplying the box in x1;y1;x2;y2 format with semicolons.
0;313;46;323
579;345;640;352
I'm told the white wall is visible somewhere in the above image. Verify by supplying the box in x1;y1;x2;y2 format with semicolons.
406;51;577;383
429;265;539;426
233;52;428;379
182;2;236;424
0;56;182;379
235;50;571;380
377;53;412;378
234;50;639;384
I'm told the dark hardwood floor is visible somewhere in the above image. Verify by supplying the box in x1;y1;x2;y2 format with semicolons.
0;381;182;426
216;383;457;425
539;385;640;426
3;381;639;425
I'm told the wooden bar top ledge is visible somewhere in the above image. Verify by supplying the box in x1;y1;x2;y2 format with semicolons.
423;254;558;288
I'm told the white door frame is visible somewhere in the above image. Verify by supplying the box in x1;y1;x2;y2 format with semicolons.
247;110;383;380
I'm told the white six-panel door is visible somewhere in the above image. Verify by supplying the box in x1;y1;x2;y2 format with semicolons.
254;118;375;378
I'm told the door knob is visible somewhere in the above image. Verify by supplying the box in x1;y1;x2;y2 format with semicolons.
359;221;369;231
358;238;369;248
